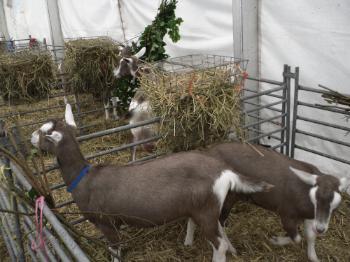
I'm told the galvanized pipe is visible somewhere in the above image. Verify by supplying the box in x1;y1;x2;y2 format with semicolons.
0;219;17;261
247;76;284;86
297;101;350;116
243;100;284;113
77;117;161;142
243;100;285;114
9;162;91;262
247;113;283;127
247;127;282;141
296;115;350;132
294;144;350;165
295;129;350;148
241;86;285;101
280;65;288;154
22;221;55;262
243;113;286;129
246;127;286;143
285;66;294;156
243;87;284;99
18;203;72;262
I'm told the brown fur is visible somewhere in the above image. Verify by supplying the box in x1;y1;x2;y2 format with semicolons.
203;142;342;240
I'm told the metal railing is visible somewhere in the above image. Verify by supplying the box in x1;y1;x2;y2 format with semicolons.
290;68;350;164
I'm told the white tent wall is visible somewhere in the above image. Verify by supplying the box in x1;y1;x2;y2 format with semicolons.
259;0;350;179
57;0;124;40
3;0;51;42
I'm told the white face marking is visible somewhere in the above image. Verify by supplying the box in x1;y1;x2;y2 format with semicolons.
110;97;120;105
113;59;123;78
46;131;63;144
31;130;40;147
40;122;54;132
125;58;132;63
309;186;341;234
128;100;139;111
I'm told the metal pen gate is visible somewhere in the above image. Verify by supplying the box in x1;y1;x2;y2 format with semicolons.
1;53;349;261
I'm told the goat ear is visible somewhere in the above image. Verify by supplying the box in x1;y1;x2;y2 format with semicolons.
64;101;77;128
46;131;63;144
134;47;146;59
289;167;317;186
339;177;350;193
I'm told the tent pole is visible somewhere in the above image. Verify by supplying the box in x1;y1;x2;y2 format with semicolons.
46;0;65;61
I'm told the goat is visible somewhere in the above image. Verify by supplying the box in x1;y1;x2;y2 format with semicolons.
186;142;350;262
113;46;156;161
30;104;273;262
126;90;156;161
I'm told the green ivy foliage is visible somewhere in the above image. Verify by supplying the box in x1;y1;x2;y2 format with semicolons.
112;0;183;113
132;0;183;62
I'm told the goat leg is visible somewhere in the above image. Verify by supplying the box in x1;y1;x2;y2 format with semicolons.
104;102;110;120
304;219;320;262
219;192;238;226
270;216;301;246
184;218;196;246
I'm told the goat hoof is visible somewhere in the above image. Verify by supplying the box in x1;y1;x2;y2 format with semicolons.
184;238;193;246
228;246;237;255
309;256;320;262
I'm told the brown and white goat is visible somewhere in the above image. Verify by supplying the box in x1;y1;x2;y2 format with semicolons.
30;104;273;262
113;46;156;161
104;46;146;120
187;142;350;262
127;90;156;161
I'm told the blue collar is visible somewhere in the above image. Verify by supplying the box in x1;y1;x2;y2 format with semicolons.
67;165;91;193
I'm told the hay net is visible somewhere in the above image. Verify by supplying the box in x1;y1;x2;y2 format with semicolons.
139;54;248;152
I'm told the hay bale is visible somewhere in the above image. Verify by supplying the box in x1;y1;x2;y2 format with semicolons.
63;38;119;95
140;65;245;152
0;50;56;102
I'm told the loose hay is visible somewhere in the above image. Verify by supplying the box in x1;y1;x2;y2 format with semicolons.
0;50;56;102
140;66;245;152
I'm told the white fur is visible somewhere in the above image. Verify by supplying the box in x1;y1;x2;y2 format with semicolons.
212;170;236;210
304;219;319;262
310;187;340;234
290;167;317;186
212;237;228;262
40;122;54;132
31;130;39;147
218;222;236;255
184;218;196;246
65;103;76;127
213;170;265;210
46;131;63;144
104;102;110;120
270;234;301;246
113;59;123;78
109;246;121;262
110;97;120;120
128;100;138;111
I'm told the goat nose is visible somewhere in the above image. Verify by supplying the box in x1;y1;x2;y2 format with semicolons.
316;225;326;234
